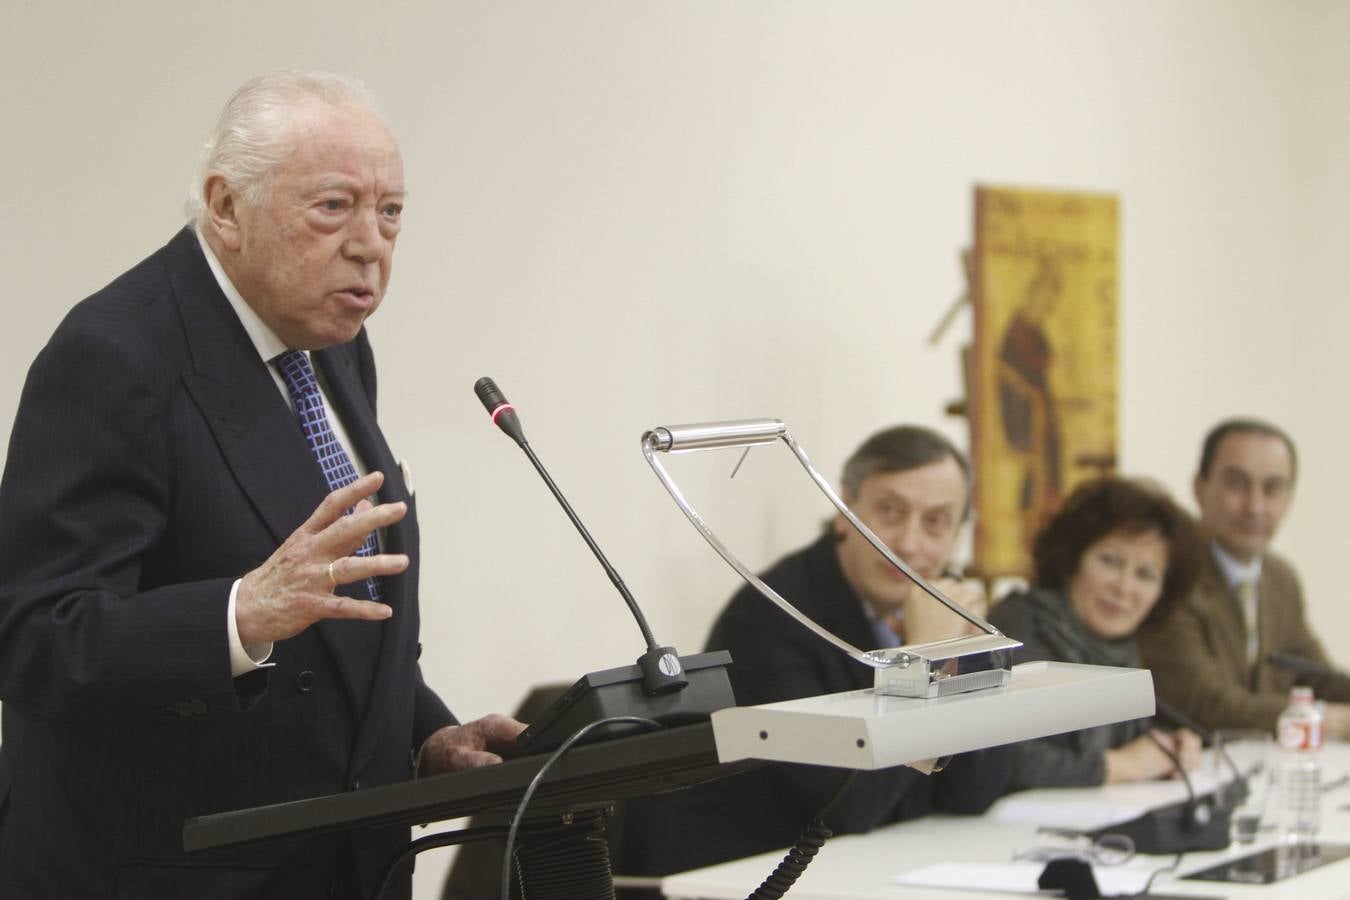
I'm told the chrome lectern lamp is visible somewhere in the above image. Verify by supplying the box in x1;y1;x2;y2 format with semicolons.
642;417;1021;699
641;417;1155;776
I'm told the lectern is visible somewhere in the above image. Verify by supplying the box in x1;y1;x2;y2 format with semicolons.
184;720;753;899
184;661;1153;899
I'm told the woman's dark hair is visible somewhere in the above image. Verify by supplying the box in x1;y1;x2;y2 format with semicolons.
1032;476;1203;627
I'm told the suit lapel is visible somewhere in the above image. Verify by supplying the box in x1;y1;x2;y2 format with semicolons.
1201;551;1251;682
170;230;331;544
1255;562;1281;691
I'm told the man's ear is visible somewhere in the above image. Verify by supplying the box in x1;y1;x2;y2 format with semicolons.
832;511;849;539
833;493;856;539
1192;473;1204;507
203;174;243;251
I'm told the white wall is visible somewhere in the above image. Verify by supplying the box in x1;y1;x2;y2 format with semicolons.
2;2;1346;896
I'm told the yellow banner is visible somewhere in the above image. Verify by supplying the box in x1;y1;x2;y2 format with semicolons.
971;185;1119;578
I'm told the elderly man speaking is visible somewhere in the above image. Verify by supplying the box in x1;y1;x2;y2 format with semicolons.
0;71;522;899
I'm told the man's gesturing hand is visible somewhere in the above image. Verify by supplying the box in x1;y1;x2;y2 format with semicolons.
236;471;408;646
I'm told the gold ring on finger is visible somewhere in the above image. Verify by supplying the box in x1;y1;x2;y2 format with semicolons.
327;560;339;587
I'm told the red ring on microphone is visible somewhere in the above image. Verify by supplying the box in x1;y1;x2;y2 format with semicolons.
490;403;516;426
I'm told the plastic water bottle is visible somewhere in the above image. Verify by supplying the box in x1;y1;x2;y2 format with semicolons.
1274;686;1323;844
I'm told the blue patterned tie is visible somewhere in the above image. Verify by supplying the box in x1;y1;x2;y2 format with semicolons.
273;350;382;602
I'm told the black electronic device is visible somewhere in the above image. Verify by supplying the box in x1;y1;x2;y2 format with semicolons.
1184;841;1350;884
1089;730;1229;854
1268;652;1349;680
473;377;735;753
517;651;735;754
1089;793;1230;855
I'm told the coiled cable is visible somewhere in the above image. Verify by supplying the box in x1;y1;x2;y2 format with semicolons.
745;769;858;900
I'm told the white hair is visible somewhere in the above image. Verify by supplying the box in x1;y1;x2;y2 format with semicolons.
186;70;381;227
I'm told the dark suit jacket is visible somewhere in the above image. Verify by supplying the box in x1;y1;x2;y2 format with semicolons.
612;534;1011;886
1139;543;1350;732
0;229;454;899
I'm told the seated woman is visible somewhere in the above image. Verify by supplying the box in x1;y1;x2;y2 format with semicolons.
989;476;1205;789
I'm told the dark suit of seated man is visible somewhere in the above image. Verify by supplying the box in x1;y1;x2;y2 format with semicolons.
0;70;523;900
611;425;1012;893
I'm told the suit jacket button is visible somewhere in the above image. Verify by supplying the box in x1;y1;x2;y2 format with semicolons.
350;777;362;791
173;700;192;717
296;670;317;693
191;698;208;715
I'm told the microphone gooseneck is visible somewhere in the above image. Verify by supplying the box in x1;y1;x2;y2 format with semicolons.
1267;652;1343;679
1145;730;1211;829
473;377;688;695
1153;696;1243;795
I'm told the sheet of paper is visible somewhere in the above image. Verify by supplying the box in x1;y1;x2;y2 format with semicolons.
988;764;1226;832
895;861;1154;895
986;797;1147;831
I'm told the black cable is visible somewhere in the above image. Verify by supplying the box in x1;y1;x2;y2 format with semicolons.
745;768;858;900
1153;696;1243;792
1137;850;1185;896
1144;730;1209;831
370;824;511;899
501;715;663;900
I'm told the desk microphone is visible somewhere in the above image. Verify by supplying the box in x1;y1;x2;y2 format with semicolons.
1267;652;1349;680
1090;727;1229;854
1153;695;1244;792
474;377;681;690
473;377;734;752
1147;730;1213;830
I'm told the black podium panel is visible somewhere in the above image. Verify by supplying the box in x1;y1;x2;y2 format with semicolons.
184;721;755;853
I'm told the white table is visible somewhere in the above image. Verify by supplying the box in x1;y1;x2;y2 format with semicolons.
662;743;1350;899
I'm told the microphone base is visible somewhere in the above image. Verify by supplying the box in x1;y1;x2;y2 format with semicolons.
1090;794;1231;854
638;645;690;694
517;650;735;754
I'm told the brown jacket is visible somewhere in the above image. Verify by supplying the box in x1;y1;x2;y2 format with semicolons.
1139;545;1350;732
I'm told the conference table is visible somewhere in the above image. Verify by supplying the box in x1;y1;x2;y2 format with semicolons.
661;742;1350;899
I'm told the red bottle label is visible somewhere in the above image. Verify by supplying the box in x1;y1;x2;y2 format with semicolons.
1279;716;1324;751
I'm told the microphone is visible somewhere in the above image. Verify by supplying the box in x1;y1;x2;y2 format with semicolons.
1089;728;1230;854
1268;652;1347;680
473;377;734;752
474;378;671;674
474;376;526;445
1153;696;1244;796
1146;731;1213;830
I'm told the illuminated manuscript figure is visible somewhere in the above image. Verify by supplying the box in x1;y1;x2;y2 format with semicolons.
997;254;1064;546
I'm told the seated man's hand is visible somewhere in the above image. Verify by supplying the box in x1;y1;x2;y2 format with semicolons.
1165;728;1203;774
236;471;408;646
1104;729;1195;784
417;715;528;776
896;577;987;645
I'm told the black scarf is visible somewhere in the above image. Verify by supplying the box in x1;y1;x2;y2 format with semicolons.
1018;587;1141;669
